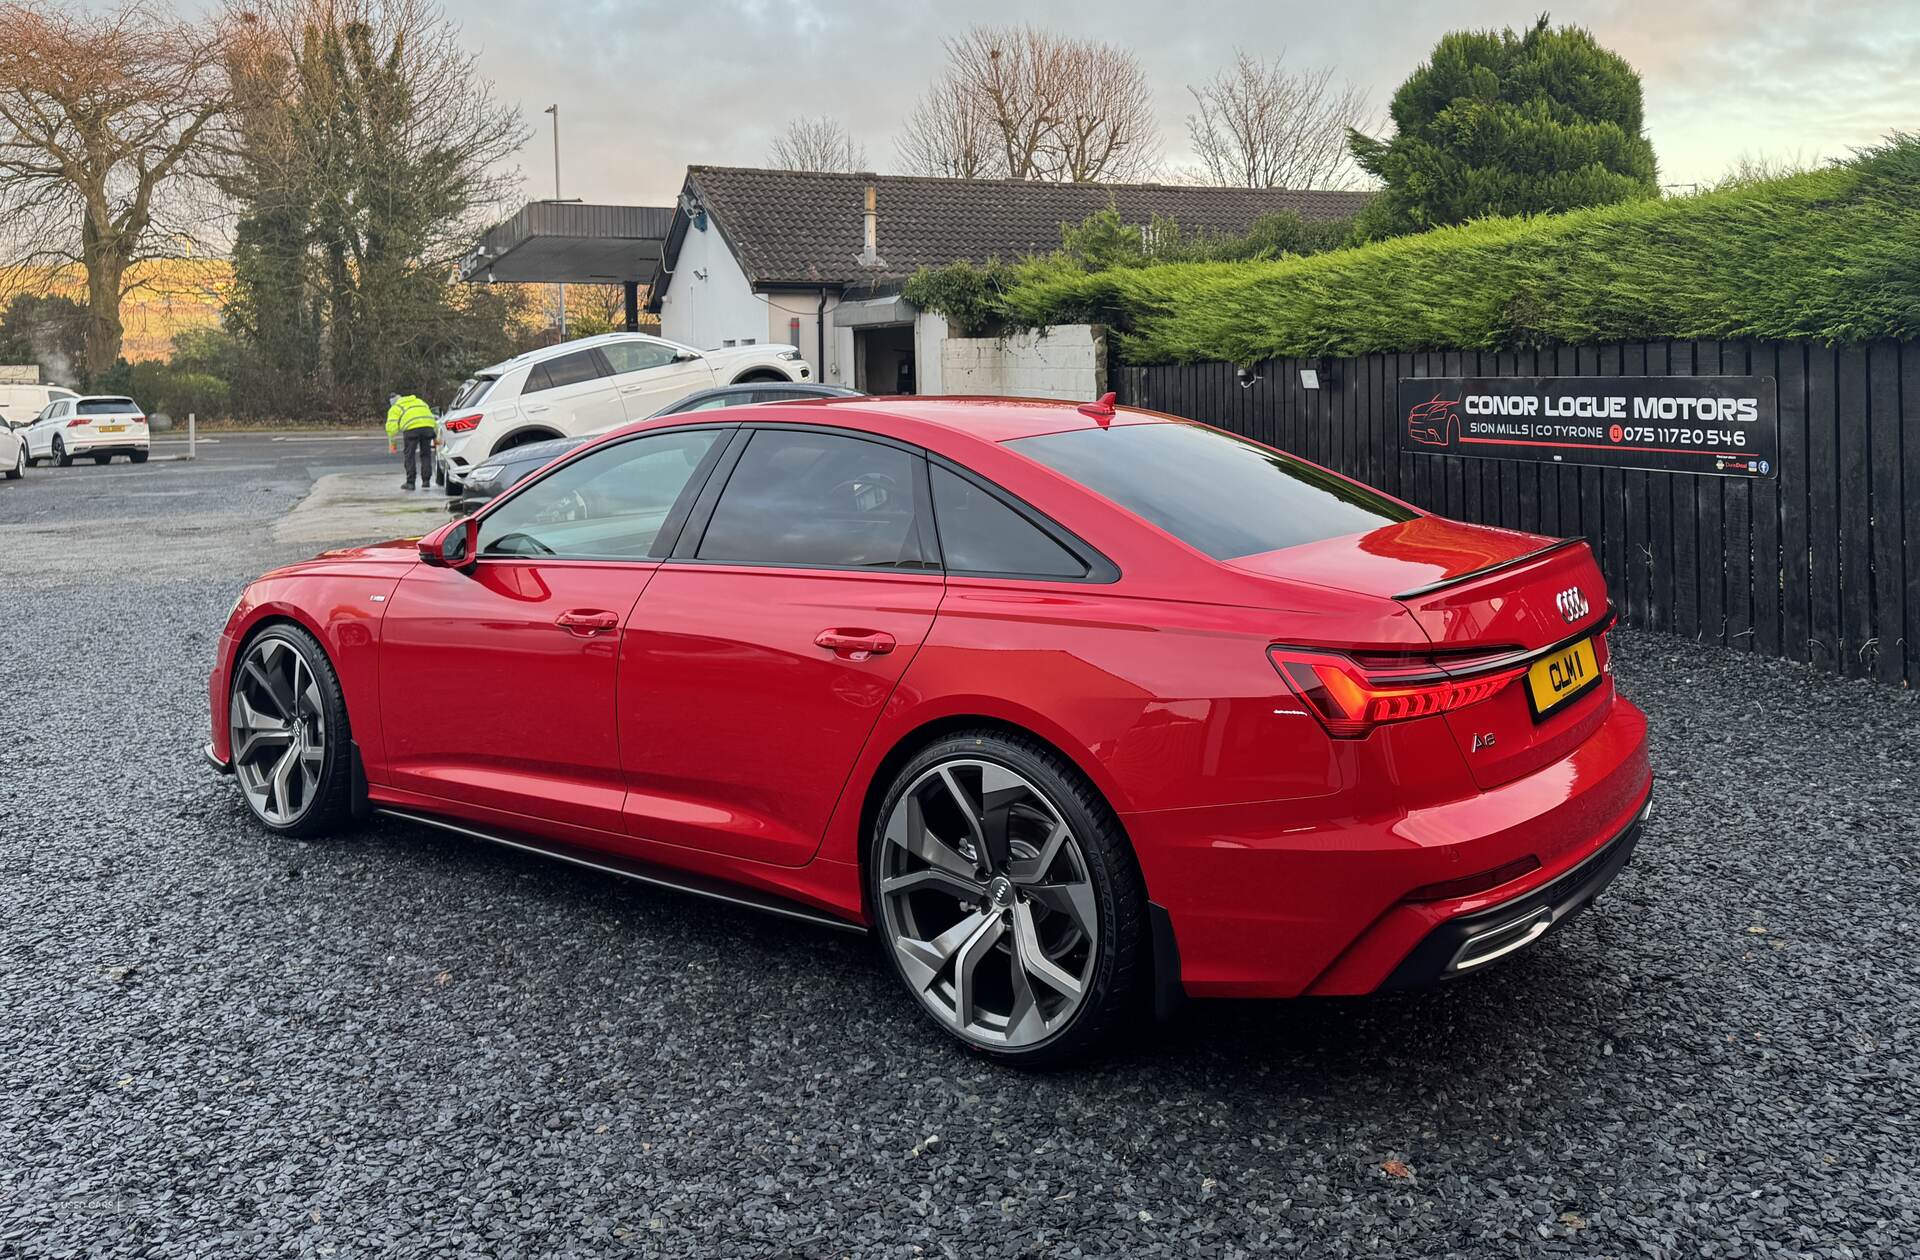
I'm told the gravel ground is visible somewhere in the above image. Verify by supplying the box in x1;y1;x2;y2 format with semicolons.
3;452;1918;1258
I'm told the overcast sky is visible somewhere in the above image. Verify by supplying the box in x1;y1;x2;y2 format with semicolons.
457;0;1916;206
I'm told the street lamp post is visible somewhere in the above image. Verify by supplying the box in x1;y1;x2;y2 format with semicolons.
545;103;565;339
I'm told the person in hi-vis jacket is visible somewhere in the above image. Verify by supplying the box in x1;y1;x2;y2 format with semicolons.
385;393;436;490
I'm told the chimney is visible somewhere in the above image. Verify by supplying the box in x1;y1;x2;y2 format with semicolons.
857;183;885;269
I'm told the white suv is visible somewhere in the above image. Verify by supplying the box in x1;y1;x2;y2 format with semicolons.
22;395;150;466
438;333;812;491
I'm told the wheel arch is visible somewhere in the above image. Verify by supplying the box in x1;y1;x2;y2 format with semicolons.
489;426;563;457
221;611;369;830
219;580;395;784
729;368;789;385
218;606;336;728
228;606;332;669
847;710;1138;903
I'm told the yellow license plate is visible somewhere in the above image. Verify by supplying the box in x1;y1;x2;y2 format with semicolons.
97;424;125;433
1525;637;1600;720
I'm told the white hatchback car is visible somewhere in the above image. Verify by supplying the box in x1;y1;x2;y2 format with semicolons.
23;395;150;466
437;333;812;491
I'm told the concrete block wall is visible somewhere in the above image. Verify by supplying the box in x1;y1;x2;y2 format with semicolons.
937;324;1106;401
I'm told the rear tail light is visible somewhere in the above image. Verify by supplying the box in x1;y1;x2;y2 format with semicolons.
443;413;482;433
66;417;88;427
1269;647;1527;738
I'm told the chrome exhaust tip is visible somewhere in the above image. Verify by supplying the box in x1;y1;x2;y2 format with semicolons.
1449;906;1555;973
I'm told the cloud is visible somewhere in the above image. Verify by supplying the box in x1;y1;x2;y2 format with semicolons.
455;0;1920;209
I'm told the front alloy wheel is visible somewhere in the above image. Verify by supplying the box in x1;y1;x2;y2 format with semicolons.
229;626;353;836
873;735;1147;1065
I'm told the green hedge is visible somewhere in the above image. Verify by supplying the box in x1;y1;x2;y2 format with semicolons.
909;134;1920;364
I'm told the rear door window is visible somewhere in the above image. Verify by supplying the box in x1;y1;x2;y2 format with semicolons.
694;429;928;570
523;350;604;394
1010;422;1415;559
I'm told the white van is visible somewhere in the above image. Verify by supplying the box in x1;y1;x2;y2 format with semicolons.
0;382;79;429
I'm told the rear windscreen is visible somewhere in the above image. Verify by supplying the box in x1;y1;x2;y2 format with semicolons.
450;377;496;409
1009;422;1415;559
77;398;137;414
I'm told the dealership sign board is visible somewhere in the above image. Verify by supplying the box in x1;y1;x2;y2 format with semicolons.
1397;376;1779;477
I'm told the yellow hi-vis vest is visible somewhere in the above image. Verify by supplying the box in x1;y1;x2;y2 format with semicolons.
385;395;435;438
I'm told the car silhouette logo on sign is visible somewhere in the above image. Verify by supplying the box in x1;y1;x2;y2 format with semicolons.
1556;586;1590;624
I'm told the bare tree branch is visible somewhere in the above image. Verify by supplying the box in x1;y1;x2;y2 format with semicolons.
1184;50;1372;189
1045;37;1158;182
920;25;1156;183
766;115;867;173
896;70;1000;178
0;0;231;373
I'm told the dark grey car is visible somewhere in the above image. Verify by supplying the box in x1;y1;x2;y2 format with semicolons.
447;383;861;515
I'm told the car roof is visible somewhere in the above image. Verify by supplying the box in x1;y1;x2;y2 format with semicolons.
72;395;138;404
746;395;1164;444
660;382;860;408
474;332;682;377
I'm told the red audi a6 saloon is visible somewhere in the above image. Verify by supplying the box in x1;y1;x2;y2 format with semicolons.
206;395;1651;1066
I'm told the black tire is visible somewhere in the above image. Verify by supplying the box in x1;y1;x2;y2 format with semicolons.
229;623;357;839
131;450;149;464
53;436;71;468
868;729;1149;1068
92;453;111;465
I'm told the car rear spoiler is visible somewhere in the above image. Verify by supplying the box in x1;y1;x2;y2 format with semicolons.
1392;537;1587;601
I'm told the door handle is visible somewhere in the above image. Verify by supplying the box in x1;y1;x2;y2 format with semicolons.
556;609;620;637
814;629;896;661
525;403;551;414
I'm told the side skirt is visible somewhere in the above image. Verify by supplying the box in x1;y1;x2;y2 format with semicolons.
372;807;868;936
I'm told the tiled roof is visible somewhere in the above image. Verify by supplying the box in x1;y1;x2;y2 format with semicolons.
676;167;1375;289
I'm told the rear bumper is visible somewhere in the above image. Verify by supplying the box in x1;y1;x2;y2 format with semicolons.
1378;794;1647;988
1128;696;1652;998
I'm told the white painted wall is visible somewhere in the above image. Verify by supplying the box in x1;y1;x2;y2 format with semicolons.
937;324;1106;401
656;221;778;352
758;292;844;383
913;311;949;395
656;221;841;377
830;325;857;388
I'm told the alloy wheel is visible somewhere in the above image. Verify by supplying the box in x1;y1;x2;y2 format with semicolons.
229;636;328;826
878;759;1100;1050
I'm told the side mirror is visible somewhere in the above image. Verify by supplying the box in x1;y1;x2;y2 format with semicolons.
672;351;701;364
419;516;477;570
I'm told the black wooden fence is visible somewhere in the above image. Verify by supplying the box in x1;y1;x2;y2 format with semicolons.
1114;340;1920;687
